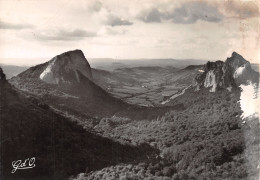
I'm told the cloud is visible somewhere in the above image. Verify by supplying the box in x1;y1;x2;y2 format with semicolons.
222;0;259;19
97;26;126;36
89;0;102;12
36;29;96;41
138;8;162;23
106;15;133;26
91;37;138;46
168;2;223;24
0;20;34;30
79;1;133;27
138;1;223;24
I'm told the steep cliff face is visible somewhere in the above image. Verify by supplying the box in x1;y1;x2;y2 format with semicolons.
195;52;259;92
39;49;92;84
0;67;6;80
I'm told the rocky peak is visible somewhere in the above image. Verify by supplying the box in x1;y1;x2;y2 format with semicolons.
226;51;251;72
195;52;259;92
0;67;6;80
40;49;92;84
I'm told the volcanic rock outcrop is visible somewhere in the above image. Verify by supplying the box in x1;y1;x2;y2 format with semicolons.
195;52;259;92
39;49;92;84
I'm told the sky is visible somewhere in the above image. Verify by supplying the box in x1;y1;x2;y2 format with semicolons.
0;0;259;66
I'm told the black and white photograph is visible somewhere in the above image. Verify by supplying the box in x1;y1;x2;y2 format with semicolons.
0;0;259;179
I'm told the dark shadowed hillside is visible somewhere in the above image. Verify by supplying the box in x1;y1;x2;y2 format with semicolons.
89;87;259;179
0;67;159;180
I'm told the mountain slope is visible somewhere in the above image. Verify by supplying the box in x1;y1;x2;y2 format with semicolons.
10;50;185;123
10;50;129;119
0;67;158;180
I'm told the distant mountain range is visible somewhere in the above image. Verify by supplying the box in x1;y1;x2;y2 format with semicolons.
0;64;28;79
89;58;209;71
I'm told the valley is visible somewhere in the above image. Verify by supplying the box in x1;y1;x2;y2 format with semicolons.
92;66;199;106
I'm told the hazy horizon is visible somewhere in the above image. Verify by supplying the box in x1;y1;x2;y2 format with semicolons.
0;49;258;67
0;56;208;66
